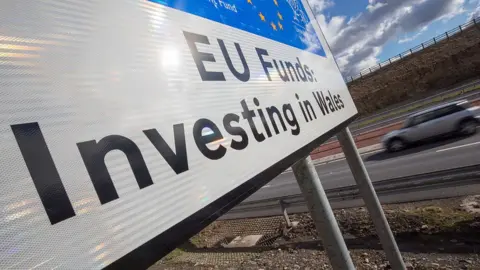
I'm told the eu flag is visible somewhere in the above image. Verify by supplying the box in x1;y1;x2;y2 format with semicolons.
149;0;326;57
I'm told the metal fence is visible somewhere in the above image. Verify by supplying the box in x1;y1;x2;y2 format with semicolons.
346;16;480;83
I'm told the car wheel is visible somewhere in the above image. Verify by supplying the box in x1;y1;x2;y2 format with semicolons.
387;138;406;152
459;119;477;136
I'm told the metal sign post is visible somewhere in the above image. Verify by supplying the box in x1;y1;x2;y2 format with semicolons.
292;157;355;270
337;128;405;270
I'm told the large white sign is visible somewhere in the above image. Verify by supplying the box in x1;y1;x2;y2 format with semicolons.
0;0;357;268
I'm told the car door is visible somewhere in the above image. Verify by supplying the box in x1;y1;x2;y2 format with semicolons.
404;111;436;142
432;105;464;134
423;108;449;136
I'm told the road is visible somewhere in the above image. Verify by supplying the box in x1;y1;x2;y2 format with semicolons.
243;130;480;203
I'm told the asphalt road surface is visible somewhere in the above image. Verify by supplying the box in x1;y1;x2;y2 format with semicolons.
244;130;480;203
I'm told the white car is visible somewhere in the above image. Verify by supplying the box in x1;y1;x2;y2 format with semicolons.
382;100;479;152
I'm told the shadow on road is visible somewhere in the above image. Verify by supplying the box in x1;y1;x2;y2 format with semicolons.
365;135;469;162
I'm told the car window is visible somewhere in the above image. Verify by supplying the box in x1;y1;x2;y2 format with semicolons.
434;105;464;119
411;112;435;126
458;102;471;110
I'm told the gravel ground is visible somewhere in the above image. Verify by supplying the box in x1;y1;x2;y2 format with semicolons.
153;196;480;270
285;197;480;244
153;248;480;270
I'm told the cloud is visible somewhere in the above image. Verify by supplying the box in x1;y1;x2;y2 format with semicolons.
315;14;346;42
398;26;429;44
468;0;480;20
308;0;467;77
308;0;334;13
367;0;387;12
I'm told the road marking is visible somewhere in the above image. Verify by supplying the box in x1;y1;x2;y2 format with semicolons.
362;149;383;156
261;185;271;189
328;158;345;164
325;149;384;165
314;162;326;166
436;141;480;153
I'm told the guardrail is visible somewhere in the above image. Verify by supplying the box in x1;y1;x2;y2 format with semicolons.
345;16;480;83
223;165;480;220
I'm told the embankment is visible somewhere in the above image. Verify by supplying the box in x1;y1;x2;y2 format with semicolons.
349;24;480;115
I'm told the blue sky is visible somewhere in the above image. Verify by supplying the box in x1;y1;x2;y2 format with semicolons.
307;0;480;77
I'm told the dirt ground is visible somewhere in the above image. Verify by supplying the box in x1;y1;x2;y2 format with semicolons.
153;195;480;270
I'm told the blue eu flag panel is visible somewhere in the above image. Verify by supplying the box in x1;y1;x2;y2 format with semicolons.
149;0;327;57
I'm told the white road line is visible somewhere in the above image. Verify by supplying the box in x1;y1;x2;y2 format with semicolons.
436;141;480;153
325;149;384;165
328;158;345;164
361;149;384;156
261;185;271;189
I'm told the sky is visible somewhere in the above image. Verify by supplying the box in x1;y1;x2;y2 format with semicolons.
307;0;480;78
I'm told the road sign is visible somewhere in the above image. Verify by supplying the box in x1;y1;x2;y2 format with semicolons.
0;0;357;268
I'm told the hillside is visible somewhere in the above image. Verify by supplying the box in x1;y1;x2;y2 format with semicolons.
348;24;480;115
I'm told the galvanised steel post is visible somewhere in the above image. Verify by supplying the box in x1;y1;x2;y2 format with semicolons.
338;127;405;270
291;156;355;270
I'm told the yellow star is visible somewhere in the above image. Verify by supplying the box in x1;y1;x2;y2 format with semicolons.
271;22;277;31
277;12;283;20
259;12;266;21
247;0;252;4
278;21;283;30
273;0;278;6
